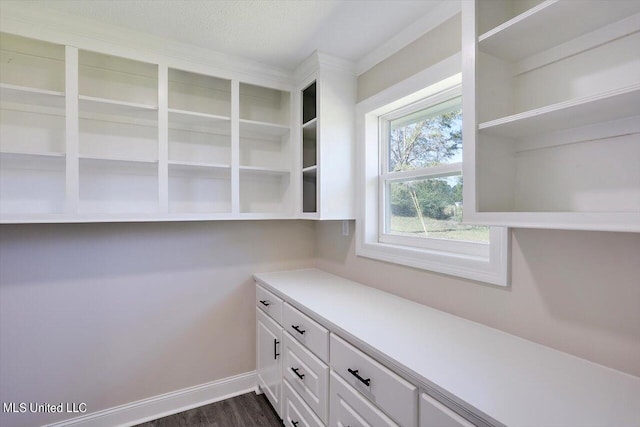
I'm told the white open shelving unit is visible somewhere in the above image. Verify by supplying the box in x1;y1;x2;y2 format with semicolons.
296;53;356;220
0;31;295;223
462;0;640;232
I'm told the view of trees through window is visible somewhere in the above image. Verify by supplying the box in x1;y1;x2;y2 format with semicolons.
386;98;489;243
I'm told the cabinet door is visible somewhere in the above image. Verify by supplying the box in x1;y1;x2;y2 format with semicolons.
257;308;283;417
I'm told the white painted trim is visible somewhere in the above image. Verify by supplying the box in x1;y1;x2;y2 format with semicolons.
42;371;257;427
355;53;510;287
355;1;461;76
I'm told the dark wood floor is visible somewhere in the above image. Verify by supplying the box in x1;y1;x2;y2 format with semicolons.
135;392;282;427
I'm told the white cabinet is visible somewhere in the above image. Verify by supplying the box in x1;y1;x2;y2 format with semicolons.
256;307;283;417
0;30;294;223
462;0;640;232
295;52;357;220
255;269;640;427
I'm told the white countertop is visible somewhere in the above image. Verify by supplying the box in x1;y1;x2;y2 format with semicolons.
254;268;640;427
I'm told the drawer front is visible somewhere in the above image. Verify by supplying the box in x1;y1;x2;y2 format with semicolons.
256;284;283;325
330;334;418;427
283;379;324;427
283;331;329;423
330;371;399;427
283;303;329;362
420;392;476;427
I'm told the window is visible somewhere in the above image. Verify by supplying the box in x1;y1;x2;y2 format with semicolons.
356;55;510;286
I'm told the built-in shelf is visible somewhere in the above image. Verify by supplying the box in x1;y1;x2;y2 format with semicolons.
0;83;65;109
478;0;640;61
478;85;640;138
168;160;230;171
302;117;317;128
0;150;65;159
79;95;157;117
168;108;229;127
464;0;640;231
239;119;290;137
239;165;290;177
79;154;158;165
302;165;317;175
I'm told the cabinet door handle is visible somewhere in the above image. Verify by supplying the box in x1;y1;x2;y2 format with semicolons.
274;339;280;360
291;367;305;380
347;368;371;386
259;300;270;307
291;325;306;335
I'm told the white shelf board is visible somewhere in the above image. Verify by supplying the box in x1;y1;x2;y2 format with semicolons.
478;85;640;139
0;150;65;159
239;165;290;177
239;119;290;137
0;83;65;109
79;95;157;118
302;117;317;128
168;160;230;175
168;160;230;169
79;154;158;165
478;0;640;61
302;165;317;176
168;108;230;132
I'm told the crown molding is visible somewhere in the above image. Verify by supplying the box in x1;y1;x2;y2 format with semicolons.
0;2;294;88
355;0;461;76
294;51;356;84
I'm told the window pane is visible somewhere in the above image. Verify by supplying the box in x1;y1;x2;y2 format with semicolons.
388;97;462;172
387;175;489;243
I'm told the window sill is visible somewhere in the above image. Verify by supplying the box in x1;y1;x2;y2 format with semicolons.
356;229;510;286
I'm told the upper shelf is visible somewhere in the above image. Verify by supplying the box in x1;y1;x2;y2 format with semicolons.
168;108;230;133
478;0;640;62
0;83;65;109
79;95;157;118
478;84;640;139
239;119;290;137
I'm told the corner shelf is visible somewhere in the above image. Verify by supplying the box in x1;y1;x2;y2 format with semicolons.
464;0;640;232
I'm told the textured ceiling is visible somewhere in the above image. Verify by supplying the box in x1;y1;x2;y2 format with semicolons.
12;0;444;70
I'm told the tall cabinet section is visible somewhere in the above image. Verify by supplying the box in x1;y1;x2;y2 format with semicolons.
462;0;640;232
0;28;294;223
296;53;357;220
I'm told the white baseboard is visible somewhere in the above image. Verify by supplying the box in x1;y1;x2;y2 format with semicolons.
44;371;257;427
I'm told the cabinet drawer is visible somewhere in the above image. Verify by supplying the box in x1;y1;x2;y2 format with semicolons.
283;303;329;362
283;379;324;427
256;284;283;325
330;334;417;427
420;392;475;427
283;331;329;424
330;371;398;427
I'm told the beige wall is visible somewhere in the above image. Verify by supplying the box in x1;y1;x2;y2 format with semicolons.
0;221;315;427
358;13;461;102
316;221;640;377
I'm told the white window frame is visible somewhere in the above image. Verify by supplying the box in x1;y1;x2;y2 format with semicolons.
355;53;510;286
